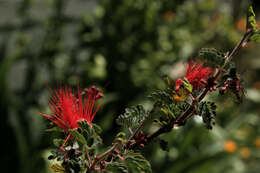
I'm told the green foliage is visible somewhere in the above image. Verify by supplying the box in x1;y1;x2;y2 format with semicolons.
106;151;152;173
182;78;193;93
48;121;104;173
116;105;147;128
106;162;128;173
69;130;87;145
247;5;260;43
77;121;103;149
148;89;174;105
198;101;217;130
220;68;245;103
199;48;226;67
160;104;181;120
2;0;259;173
124;151;152;173
247;6;258;33
53;138;64;148
249;31;260;43
115;132;127;145
50;164;65;173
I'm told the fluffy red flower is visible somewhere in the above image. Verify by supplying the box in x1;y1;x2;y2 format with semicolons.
176;59;213;91
40;85;103;131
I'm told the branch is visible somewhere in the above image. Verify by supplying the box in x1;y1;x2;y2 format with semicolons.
125;105;155;148
224;30;252;67
86;144;118;173
144;30;252;144
87;27;254;171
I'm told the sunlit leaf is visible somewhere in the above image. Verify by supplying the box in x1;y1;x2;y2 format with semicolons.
50;164;65;173
247;6;259;32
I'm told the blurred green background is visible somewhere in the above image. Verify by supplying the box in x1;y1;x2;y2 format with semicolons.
1;0;260;172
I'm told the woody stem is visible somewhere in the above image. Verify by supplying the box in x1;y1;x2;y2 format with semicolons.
86;143;118;173
145;30;251;144
224;30;252;67
125;105;155;148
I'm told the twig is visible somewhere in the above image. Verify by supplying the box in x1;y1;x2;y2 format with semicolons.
86;149;92;166
87;29;254;170
86;144;118;173
125;105;155;148
144;30;252;144
223;30;252;67
128;128;133;134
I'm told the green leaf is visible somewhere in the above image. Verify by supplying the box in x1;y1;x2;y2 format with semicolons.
53;138;64;148
199;48;226;67
92;123;102;134
106;151;152;173
106;162;128;173
183;78;193;93
69;130;87;145
247;6;259;32
247;5;260;43
197;101;217;129
148;89;173;105
50;164;65;173
125;151;152;173
116;105;146;128
115;132;127;144
91;131;103;147
249;31;260;43
77;120;103;148
45;126;63;133
160;103;181;119
77;120;91;131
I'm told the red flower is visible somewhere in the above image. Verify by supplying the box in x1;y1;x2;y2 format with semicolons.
40;85;103;131
176;59;213;91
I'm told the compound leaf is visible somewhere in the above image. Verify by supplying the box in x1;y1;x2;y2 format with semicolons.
125;151;152;173
198;101;217;129
148;89;173;105
116;105;146;128
199;48;226;67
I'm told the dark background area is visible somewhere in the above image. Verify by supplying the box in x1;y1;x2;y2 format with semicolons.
1;0;260;172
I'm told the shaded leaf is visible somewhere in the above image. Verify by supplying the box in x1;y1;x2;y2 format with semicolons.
92;123;102;134
198;101;217;129
116;105;146;128
160;104;180;119
106;162;128;173
125;151;152;173
199;48;226;67
46;126;63;133
69;130;87;145
148;89;173;105
53;138;64;148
